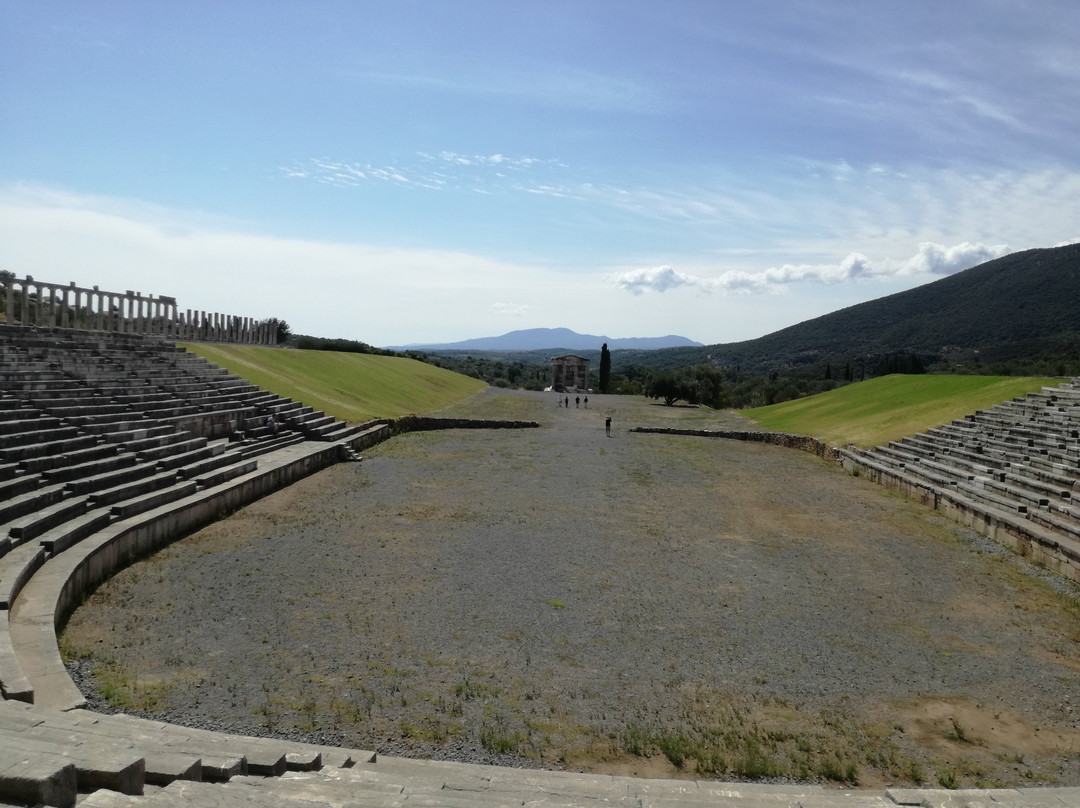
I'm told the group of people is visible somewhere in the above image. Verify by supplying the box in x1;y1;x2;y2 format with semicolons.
556;394;588;408
553;393;612;436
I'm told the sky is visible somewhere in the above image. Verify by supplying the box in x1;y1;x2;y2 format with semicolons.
2;1;1079;347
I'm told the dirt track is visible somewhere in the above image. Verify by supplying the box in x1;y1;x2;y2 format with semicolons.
63;389;1080;788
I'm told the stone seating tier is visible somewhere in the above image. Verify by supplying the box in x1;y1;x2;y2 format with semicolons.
0;485;66;527
1;424;82;449
89;471;183;509
20;442;121;474
41;452;138;483
851;378;1080;579
955;480;1030;515
65;462;160;496
0;473;40;503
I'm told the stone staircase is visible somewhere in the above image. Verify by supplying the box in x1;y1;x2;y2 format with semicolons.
2;689;1075;807
841;380;1080;580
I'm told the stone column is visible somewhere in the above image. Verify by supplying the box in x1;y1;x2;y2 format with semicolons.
4;274;13;324
32;279;44;326
70;284;81;329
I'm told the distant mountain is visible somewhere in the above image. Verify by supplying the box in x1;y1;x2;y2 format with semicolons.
388;328;702;352
609;243;1080;375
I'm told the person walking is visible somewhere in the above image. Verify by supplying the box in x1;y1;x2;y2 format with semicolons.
605;416;612;437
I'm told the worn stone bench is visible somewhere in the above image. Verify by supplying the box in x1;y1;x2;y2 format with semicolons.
41;453;138;485
0;743;78;807
9;496;90;544
0;415;63;436
110;481;198;520
190;459;259;489
0;484;67;529
135;436;207;462
0;427;85;456
0;471;41;503
22;443;121;475
0;541;47;609
87;471;181;509
66;462;159;496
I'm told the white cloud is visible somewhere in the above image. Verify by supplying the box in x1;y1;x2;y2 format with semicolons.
489;302;531;317
608;242;1015;296
897;241;1010;276
607;265;697;295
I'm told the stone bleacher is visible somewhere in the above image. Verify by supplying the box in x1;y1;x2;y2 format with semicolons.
0;328;373;667
841;380;1080;580
2;325;1078;806
0;326;370;621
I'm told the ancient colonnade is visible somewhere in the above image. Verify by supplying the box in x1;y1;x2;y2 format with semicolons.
1;275;278;344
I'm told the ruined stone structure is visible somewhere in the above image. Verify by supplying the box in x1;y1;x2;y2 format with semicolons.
549;353;589;392
0;318;1076;805
1;275;279;345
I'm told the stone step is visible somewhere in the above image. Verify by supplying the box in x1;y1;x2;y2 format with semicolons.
48;404;135;420
159;779;358;807
175;452;238;480
156;444;222;472
66;461;159;496
0;483;66;529
110;391;177;405
136;437;208;462
237;433;307;459
0;706;205;786
0;619;34;702
0;539;47;608
88;470;183;508
102;425;179;446
3;432;98;463
0;745;77;808
111;481;197;520
19;442;121;475
121;429;194;453
191;459;258;489
0;415;62;435
79;713;292;776
0;425;83;451
38;507;114;556
8;495;89;543
82;419;157;436
0;725;145;797
41;453;139;485
0;471;40;502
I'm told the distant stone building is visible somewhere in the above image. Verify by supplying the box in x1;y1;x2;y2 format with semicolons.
550;354;590;392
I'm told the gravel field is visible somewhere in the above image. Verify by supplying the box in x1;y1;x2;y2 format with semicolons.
62;389;1080;788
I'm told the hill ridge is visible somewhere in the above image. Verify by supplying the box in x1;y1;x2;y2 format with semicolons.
387;327;702;352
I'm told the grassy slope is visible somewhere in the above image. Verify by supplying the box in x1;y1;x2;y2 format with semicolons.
181;343;486;423
742;374;1062;448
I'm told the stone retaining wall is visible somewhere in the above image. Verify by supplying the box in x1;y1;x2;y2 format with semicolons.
390;416;541;435
629;427;844;463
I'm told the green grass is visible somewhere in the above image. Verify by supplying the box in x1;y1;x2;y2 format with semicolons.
181;343;486;423
742;374;1062;448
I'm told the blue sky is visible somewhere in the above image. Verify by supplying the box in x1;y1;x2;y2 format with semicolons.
2;1;1079;346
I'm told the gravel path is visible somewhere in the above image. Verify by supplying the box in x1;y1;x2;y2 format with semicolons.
62;390;1080;788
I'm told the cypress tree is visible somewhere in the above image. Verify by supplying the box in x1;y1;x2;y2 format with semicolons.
599;343;611;393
